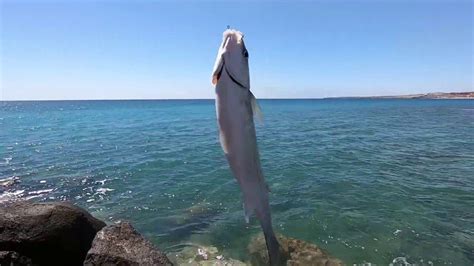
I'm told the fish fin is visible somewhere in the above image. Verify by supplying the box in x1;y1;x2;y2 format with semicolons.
266;182;271;193
219;131;229;154
243;202;254;224
250;91;263;123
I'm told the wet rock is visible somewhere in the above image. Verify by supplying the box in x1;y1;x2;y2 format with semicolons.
84;222;173;266
0;251;35;265
248;234;344;266
0;201;106;266
169;245;247;266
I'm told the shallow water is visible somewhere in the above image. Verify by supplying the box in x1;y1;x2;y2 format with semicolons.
1;99;473;265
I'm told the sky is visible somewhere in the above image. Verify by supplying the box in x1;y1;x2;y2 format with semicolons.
0;0;472;100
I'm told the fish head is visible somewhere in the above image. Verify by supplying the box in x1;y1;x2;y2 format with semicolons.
211;29;250;88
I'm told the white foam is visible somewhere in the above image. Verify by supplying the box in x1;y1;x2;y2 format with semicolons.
95;179;107;186
28;189;54;195
96;188;114;195
0;189;25;203
389;257;411;266
0;176;19;187
197;248;208;260
3;157;12;165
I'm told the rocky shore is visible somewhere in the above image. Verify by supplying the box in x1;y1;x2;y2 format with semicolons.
369;91;474;99
0;201;343;265
326;91;474;100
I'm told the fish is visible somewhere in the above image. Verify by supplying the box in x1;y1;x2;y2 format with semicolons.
211;29;281;265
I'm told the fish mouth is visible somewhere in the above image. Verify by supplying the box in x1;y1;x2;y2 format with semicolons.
212;29;247;87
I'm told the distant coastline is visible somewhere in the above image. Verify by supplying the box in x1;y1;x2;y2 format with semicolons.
1;92;473;102
332;91;474;100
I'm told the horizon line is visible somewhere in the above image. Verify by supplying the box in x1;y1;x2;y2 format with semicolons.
1;91;473;102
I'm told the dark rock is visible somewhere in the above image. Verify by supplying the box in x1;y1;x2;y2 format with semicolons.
0;201;106;266
248;234;344;266
84;222;173;266
0;251;35;265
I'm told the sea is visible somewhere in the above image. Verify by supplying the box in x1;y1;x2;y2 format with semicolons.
1;99;473;265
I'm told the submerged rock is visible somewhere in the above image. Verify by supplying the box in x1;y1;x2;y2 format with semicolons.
0;201;106;265
0;251;35;265
248;234;344;266
169;244;247;266
84;222;173;266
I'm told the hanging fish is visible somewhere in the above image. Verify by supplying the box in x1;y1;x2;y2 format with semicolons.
211;29;281;265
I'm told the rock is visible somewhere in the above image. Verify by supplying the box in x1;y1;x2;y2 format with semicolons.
0;201;106;266
0;251;35;265
84;222;173;266
248;234;344;266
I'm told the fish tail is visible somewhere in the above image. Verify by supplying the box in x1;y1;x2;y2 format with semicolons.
257;209;282;265
250;91;263;123
262;225;281;266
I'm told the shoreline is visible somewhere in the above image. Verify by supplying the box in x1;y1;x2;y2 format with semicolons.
326;91;474;100
0;201;344;265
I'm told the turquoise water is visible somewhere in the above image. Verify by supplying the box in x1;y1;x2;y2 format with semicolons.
1;99;473;265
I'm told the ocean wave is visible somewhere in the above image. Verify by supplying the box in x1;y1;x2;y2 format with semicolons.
0;176;20;187
0;190;25;203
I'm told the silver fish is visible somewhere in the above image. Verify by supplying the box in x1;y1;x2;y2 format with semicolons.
211;29;281;265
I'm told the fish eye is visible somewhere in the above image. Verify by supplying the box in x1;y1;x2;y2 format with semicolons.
243;50;249;58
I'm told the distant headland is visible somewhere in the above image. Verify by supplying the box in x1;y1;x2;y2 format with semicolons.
333;91;473;99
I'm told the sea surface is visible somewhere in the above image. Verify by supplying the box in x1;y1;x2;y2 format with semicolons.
1;99;473;265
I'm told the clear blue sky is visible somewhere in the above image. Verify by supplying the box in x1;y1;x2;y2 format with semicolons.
1;0;472;100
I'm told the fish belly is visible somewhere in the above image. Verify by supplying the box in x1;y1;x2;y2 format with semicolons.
215;70;281;265
215;70;268;218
